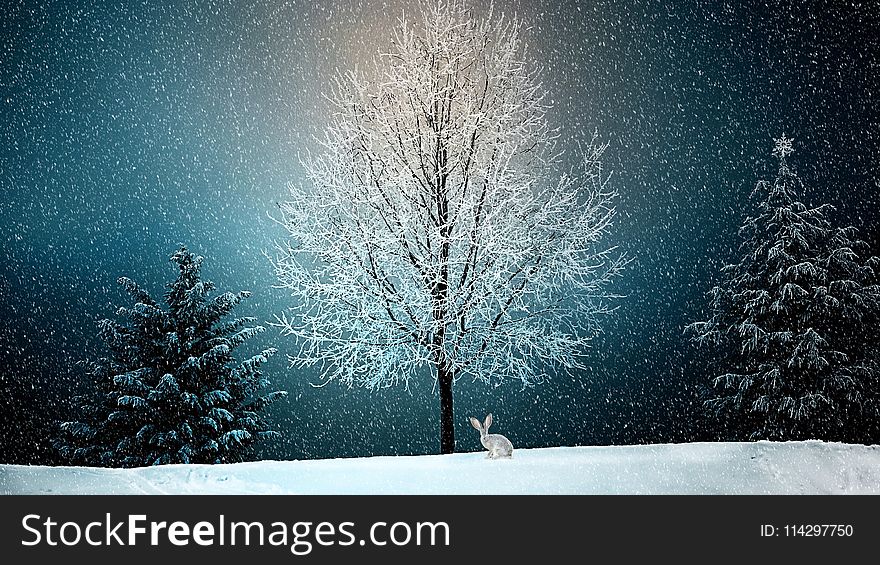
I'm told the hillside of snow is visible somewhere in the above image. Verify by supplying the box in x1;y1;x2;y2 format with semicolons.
3;441;879;495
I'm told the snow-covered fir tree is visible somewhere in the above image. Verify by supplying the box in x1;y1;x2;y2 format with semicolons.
57;247;286;467
688;135;880;442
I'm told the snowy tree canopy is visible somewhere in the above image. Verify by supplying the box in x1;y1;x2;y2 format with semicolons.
56;247;287;467
271;1;625;453
688;136;880;442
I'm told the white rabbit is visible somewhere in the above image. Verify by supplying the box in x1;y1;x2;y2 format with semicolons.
469;413;513;459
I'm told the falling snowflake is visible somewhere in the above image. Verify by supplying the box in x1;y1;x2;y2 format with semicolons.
772;133;794;159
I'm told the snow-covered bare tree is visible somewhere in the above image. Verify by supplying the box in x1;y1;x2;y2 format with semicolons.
57;247;287;467
272;2;625;454
688;135;880;442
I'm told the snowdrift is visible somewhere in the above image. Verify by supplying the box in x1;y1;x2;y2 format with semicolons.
2;441;878;495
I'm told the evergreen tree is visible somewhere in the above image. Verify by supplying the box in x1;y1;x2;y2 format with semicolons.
57;247;286;467
688;135;880;442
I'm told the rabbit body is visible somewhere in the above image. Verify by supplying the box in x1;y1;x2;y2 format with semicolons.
469;413;513;459
480;433;514;459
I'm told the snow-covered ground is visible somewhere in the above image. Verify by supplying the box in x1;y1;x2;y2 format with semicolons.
2;441;878;495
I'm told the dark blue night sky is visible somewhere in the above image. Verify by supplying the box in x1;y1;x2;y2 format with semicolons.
2;0;878;464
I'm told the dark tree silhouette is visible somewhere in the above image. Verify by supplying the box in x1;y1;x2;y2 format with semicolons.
689;135;880;442
57;247;286;467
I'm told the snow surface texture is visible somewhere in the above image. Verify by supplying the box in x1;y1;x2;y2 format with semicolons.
2;442;878;495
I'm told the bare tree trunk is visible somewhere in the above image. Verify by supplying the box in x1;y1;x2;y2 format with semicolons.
435;154;454;454
437;360;455;454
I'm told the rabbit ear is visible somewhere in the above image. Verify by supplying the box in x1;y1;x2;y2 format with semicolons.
485;413;493;429
469;417;482;431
